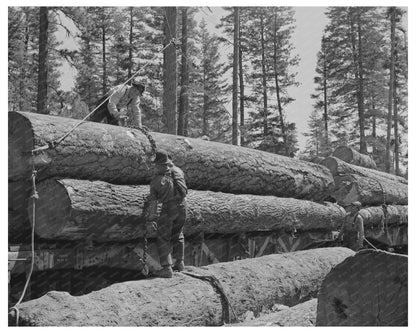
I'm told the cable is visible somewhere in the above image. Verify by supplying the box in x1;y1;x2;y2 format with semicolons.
9;163;38;326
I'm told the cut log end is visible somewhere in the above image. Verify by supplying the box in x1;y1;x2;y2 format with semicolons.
9;112;34;181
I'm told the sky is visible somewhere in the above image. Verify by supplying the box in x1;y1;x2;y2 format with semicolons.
56;6;328;152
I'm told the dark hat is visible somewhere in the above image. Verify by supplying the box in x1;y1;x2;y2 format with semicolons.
153;149;172;165
349;201;362;208
131;78;145;94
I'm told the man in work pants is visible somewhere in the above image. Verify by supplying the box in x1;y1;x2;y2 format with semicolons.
338;201;364;251
148;150;188;278
89;78;145;127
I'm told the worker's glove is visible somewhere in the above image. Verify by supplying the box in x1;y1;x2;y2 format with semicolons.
146;221;158;235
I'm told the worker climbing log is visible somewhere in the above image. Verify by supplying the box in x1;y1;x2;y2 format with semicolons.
332;146;377;170
330;174;408;206
30;178;346;242
9;112;334;201
10;247;354;326
316;249;407;326
321;156;408;185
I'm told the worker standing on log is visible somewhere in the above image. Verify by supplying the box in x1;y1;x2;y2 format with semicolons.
148;149;188;278
89;78;145;127
338;201;364;251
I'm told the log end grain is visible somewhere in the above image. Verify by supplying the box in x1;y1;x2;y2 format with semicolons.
316;249;408;326
9;112;34;181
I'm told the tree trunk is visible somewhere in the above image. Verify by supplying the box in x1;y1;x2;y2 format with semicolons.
385;7;396;173
238;25;245;145
393;75;400;175
322;40;329;152
232;7;240;146
228;299;317;327
101;10;107;94
30;179;346;242
273;10;287;154
330;174;407;206
178;8;188;136
316;249;407;326
321;156;407;185
9;112;334;200
128;7;133;79
12;247;354;326
356;9;366;153
332;146;377;169
36;7;48;114
163;7;177;134
359;205;407;228
260;12;268;136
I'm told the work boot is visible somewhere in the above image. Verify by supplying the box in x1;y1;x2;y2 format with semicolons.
154;265;173;278
173;260;185;272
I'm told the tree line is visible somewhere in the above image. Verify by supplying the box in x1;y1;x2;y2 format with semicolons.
8;6;407;171
305;7;407;176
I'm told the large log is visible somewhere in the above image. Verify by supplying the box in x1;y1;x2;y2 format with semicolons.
11;247;354;326
228;299;317;326
321;156;408;185
330;174;407;206
316;249;407;326
332;146;377;170
359;205;408;228
9;180;33;242
9;111;334;200
30;178;346;241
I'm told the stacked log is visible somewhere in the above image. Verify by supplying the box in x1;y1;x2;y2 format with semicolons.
9;111;334;200
332;146;377;169
321;156;408;206
316;249;407;326
30;178;346;241
11;247;354;326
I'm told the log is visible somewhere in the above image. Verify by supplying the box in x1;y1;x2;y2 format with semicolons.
321;156;407;185
9;180;33;242
332;146;377;169
316;249;407;326
228;299;317;326
11;247;354;326
30;178;346;241
330;174;407;206
359;205;408;228
9;111;334;200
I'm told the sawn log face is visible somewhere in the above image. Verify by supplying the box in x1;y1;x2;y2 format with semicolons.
30;178;346;241
14;247;354;326
332;146;377;170
316;249;407;326
9;112;334;200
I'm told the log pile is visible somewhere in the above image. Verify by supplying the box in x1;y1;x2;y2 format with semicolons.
316;249;407;326
11;248;354;326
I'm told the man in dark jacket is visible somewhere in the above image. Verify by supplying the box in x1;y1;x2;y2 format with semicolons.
148;150;188;278
338;201;364;251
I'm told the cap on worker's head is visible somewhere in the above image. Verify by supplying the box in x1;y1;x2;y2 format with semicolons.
153;149;172;165
131;78;145;94
349;201;362;208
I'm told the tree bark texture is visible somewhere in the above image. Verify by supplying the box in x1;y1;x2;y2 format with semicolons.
359;205;407;228
9;112;334;200
330;174;407;206
12;247;354;326
228;299;317;327
316;249;407;326
321;156;407;185
232;6;240;146
332;146;377;170
36;7;48;114
30;178;346;241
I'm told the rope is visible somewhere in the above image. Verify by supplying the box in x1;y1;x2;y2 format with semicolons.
9;162;38;326
364;236;379;250
181;271;239;324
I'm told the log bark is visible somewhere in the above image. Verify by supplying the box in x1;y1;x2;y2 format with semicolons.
330;174;407;206
12;247;354;326
316;249;407;326
228;299;317;326
9;111;334;200
30;178;346;241
359;205;407;228
9;180;32;242
321;156;407;185
332;146;377;169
